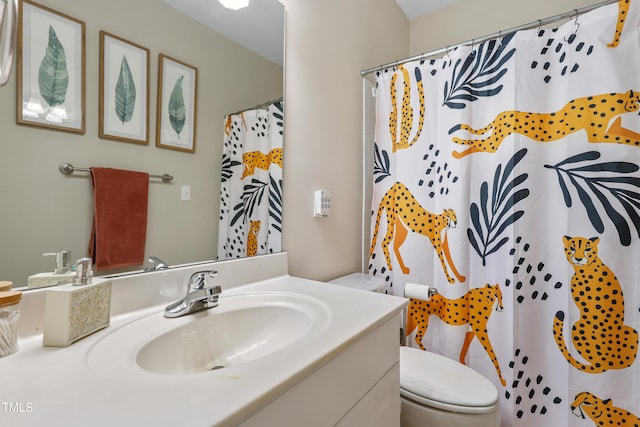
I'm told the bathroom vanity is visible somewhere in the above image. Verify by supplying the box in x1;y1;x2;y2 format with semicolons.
0;253;407;426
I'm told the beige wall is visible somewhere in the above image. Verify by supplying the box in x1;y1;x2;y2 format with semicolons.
281;0;603;282
409;0;597;55
280;0;409;281
0;0;282;285
5;0;604;285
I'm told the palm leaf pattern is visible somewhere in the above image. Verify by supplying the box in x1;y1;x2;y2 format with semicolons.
115;55;136;124
220;153;241;183
373;143;391;183
269;176;283;233
443;32;516;109
272;101;284;136
545;151;640;246
38;25;68;108
468;148;530;266
231;179;267;227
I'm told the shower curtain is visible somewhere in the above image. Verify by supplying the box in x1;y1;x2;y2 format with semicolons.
369;1;640;425
217;100;283;259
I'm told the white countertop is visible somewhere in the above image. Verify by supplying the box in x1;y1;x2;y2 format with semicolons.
0;274;407;427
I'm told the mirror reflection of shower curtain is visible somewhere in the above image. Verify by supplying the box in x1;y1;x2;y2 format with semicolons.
217;100;283;260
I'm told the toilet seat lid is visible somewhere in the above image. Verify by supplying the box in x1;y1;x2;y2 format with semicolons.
400;347;499;409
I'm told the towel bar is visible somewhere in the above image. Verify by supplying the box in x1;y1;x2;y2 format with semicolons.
59;163;173;183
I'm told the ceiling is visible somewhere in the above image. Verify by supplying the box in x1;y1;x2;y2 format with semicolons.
395;0;462;20
161;0;285;66
162;0;461;66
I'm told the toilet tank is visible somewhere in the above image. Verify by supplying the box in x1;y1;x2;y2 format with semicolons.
328;273;386;293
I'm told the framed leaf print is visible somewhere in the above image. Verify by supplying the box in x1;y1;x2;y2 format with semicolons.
17;0;85;133
156;54;198;153
99;31;149;144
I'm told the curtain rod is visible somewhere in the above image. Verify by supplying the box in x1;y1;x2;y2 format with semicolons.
227;97;283;117
361;0;618;76
58;163;174;183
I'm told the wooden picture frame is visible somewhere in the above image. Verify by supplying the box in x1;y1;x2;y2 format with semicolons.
99;31;150;144
156;54;198;153
17;0;85;133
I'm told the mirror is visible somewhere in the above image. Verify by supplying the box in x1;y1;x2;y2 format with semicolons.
0;0;284;289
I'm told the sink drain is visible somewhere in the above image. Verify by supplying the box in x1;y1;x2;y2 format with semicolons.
210;365;225;371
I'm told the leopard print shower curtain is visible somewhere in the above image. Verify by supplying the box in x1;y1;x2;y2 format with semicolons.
369;1;640;425
217;101;284;260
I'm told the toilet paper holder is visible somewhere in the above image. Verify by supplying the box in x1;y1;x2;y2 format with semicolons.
403;282;438;301
401;283;438;346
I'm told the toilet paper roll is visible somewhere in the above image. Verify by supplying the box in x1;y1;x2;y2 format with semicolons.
404;282;433;301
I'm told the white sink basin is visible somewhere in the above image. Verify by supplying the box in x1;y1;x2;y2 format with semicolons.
139;302;320;374
87;292;331;376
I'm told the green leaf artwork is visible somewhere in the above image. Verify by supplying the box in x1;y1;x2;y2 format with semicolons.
168;75;186;138
38;25;69;108
115;55;136;124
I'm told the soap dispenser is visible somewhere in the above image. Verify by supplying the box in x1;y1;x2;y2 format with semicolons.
42;258;112;347
27;251;76;289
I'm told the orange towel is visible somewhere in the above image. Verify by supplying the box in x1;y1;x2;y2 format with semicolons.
89;167;149;270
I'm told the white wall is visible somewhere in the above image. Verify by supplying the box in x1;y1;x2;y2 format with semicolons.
280;0;409;281
0;0;282;285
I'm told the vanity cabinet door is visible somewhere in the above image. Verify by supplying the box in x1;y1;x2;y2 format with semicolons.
238;316;401;427
335;363;400;427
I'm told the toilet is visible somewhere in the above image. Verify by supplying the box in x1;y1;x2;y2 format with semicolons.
329;273;500;427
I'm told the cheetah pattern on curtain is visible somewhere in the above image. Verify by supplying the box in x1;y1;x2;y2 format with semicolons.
218;101;283;260
369;1;640;425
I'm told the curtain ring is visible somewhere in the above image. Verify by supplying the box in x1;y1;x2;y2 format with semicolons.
537;19;542;32
446;45;450;58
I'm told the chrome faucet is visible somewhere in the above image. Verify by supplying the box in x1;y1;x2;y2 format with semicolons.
145;256;169;272
164;270;221;318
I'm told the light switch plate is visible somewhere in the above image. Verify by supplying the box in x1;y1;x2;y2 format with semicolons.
181;185;191;201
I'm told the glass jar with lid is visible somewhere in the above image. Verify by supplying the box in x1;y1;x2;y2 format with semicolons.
0;290;22;357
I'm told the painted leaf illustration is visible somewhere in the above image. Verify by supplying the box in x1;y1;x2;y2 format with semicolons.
115;55;136;124
38;25;68;108
443;32;515;109
545;151;640;246
468;148;530;266
168;75;186;137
